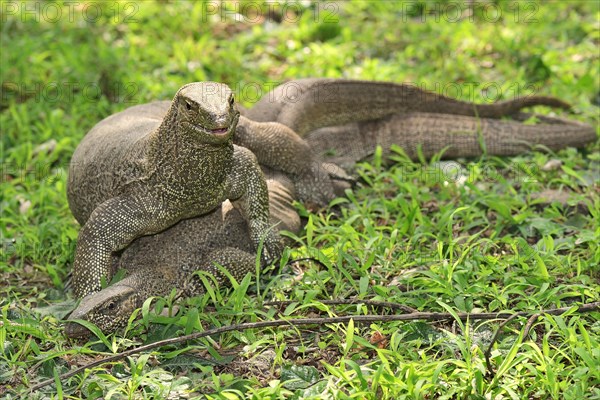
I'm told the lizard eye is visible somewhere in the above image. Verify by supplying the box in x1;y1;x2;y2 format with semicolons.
184;100;193;111
106;301;116;311
229;95;234;107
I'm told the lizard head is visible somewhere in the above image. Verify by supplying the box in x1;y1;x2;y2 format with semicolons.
174;82;240;145
64;284;142;339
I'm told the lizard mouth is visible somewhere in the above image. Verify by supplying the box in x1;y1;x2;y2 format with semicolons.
185;121;231;137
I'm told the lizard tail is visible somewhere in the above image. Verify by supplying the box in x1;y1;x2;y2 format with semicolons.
245;79;572;136
305;112;597;167
472;96;571;118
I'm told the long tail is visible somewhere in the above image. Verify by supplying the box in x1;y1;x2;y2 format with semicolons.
245;79;571;136
305;112;597;168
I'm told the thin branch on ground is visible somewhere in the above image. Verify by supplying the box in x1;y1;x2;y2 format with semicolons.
263;299;417;314
29;301;600;392
522;312;542;339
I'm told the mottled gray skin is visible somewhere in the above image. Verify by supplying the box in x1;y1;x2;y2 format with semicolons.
65;170;303;338
243;78;572;135
306;111;597;169
68;82;281;299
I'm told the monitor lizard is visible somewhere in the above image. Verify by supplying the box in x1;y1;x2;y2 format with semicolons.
65;100;595;338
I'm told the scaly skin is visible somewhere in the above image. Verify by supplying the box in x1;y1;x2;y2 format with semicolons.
237;78;574;205
65;108;596;338
306;111;597;169
65;170;301;338
243;78;572;135
75;79;577;209
67;82;281;299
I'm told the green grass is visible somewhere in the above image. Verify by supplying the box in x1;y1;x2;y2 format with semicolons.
1;1;599;398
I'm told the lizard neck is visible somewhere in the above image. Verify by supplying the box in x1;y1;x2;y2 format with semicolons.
143;100;235;200
146;103;234;180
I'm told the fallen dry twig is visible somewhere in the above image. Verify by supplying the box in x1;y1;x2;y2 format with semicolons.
29;301;599;392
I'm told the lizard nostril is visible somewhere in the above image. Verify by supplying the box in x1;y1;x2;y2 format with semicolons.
214;114;231;127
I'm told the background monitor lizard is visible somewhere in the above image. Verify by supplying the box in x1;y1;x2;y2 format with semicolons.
65;106;596;338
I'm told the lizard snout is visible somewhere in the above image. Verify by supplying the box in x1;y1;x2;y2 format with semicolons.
64;321;92;339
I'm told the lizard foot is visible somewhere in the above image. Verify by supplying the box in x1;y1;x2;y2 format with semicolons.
294;161;356;209
248;223;284;265
261;229;284;264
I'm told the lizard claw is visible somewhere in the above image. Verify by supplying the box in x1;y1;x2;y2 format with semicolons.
259;230;284;264
249;221;284;264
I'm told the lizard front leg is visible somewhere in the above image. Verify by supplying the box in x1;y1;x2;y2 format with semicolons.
225;145;283;263
72;195;172;298
236;116;312;175
235;117;337;207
